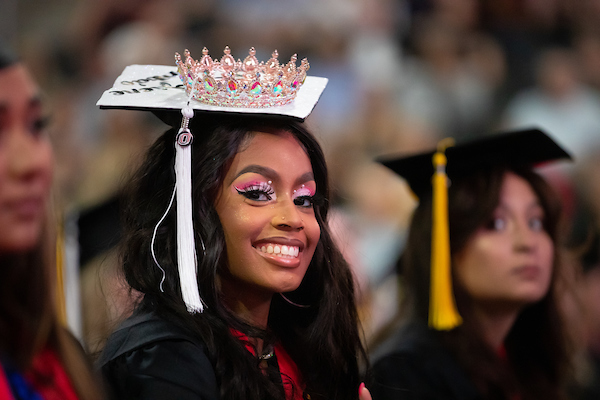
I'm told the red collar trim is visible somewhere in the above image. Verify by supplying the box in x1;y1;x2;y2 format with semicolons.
230;328;305;400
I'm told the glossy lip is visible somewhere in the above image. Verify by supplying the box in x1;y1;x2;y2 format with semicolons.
2;196;44;219
253;237;305;268
512;264;542;280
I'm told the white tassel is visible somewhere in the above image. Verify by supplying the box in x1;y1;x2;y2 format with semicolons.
175;122;204;313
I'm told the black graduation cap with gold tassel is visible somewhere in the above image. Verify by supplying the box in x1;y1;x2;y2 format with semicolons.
378;128;572;330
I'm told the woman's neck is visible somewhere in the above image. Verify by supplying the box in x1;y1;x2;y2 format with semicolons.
471;304;519;351
230;298;272;329
219;279;273;329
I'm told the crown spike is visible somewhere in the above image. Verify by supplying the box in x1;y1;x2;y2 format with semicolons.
199;47;213;71
266;50;280;75
243;47;259;73
300;58;310;72
221;46;235;72
284;54;298;79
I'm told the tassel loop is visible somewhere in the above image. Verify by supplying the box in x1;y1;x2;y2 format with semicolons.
174;106;204;313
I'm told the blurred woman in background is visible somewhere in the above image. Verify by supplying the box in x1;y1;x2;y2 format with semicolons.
0;41;103;400
371;129;573;399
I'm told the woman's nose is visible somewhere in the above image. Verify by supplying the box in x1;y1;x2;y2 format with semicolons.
272;197;304;231
513;221;537;251
7;124;52;180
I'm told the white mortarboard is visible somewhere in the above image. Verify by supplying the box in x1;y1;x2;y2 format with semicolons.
97;65;328;120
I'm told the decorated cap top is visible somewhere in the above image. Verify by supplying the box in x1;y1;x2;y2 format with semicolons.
96;48;326;122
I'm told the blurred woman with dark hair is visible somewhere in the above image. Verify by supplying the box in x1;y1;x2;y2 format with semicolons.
371;129;573;399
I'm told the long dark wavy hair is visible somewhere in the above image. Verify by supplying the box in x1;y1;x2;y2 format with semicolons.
119;113;366;400
401;166;571;400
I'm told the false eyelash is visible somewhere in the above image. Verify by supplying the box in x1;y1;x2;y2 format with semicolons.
293;195;315;207
235;181;275;195
308;193;325;208
235;181;276;201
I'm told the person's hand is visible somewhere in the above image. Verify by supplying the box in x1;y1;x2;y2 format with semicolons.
359;382;372;400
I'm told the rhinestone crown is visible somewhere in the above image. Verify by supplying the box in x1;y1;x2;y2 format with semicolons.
175;46;310;108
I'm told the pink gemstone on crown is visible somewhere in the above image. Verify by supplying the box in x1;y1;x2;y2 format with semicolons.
227;79;238;94
175;47;310;108
204;78;215;92
250;81;262;95
273;80;283;95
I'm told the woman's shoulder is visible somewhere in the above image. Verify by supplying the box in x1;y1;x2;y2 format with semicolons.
98;310;218;400
370;322;482;400
371;321;441;360
98;310;207;365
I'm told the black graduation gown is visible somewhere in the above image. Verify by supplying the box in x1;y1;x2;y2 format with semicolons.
370;321;483;400
97;310;219;400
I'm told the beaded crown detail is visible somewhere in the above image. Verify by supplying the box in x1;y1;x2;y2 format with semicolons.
175;47;310;108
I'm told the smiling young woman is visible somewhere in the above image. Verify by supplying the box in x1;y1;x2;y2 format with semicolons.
214;131;322;328
97;113;368;400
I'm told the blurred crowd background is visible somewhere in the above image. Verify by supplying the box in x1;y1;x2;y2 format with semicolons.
5;0;600;380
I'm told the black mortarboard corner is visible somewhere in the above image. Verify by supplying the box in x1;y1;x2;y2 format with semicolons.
96;48;328;314
378;128;572;331
380;128;572;198
0;40;18;70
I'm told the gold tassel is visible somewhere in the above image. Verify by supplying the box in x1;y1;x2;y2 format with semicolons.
56;221;67;325
429;139;462;330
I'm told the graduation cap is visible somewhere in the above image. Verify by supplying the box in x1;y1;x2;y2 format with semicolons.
378;128;572;330
96;49;327;314
380;128;571;197
96;65;328;121
77;195;122;267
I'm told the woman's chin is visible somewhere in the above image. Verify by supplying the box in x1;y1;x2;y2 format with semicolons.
0;225;42;253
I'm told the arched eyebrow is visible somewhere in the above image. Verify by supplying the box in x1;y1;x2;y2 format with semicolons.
527;201;545;213
0;96;43;130
295;171;315;187
0;94;42;113
233;165;277;181
495;199;544;215
231;165;315;187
